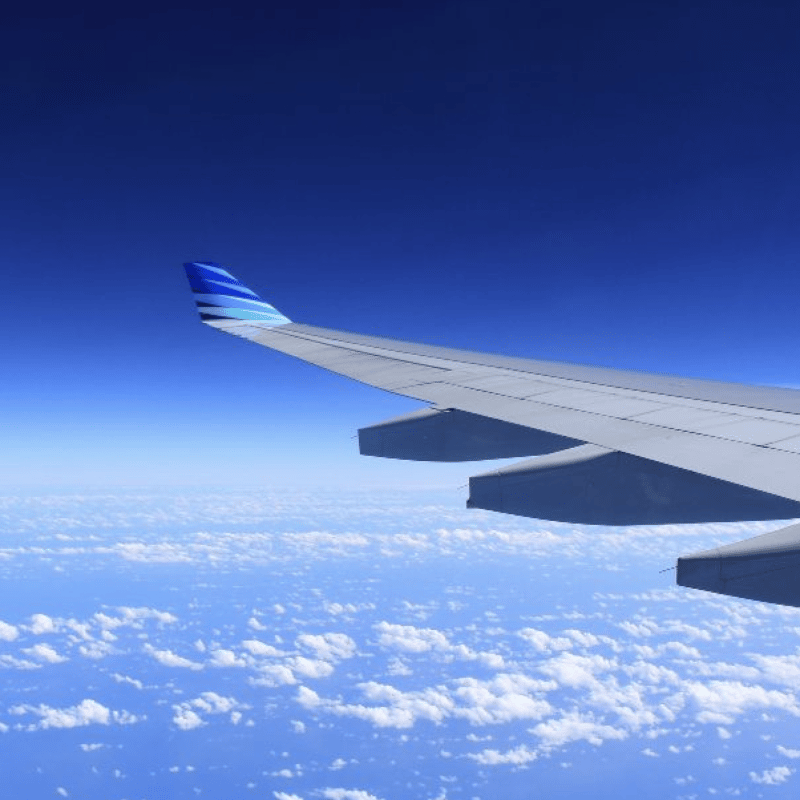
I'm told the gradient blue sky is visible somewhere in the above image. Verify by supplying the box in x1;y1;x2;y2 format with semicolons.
4;1;800;486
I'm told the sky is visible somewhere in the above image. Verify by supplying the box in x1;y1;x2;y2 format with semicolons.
3;0;800;485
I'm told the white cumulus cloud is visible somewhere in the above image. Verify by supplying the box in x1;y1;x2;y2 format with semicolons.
208;648;247;668
242;639;284;657
321;790;383;800
750;766;794;785
173;708;204;731
144;645;202;671
22;643;66;664
469;744;538;766
28;613;57;634
172;692;248;731
11;699;139;731
0;620;19;641
297;633;357;661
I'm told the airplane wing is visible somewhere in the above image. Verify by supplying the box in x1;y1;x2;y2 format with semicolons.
184;261;800;607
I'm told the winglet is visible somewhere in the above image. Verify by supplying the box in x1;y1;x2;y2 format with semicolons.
183;262;292;326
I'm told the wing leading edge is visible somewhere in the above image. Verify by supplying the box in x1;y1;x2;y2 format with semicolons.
183;261;800;607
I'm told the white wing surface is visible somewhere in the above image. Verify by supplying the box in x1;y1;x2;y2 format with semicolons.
184;262;800;607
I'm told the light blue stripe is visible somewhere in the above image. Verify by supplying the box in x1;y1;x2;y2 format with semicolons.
204;307;291;323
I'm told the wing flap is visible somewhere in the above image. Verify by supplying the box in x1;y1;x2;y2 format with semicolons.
469;445;800;525
677;522;800;606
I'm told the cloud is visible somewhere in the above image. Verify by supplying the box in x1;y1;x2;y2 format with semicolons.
374;622;449;653
538;652;618;690
191;692;243;714
373;622;502;667
518;628;573;653
683;681;800;725
21;643;66;664
616;620;660;639
0;621;19;641
297;673;554;731
289;657;335;679
0;655;40;670
10;699;140;730
172;693;247;731
274;767;298;778
387;657;412;677
323;601;375;616
64;619;93;641
114;542;193;563
296;684;447;729
750;766;794;785
95;607;178;630
452;674;553;725
173;708;204;731
468;744;538;766
13;490;800;787
28;614;57;634
242;639;284;657
79;641;114;660
144;644;202;671
208;648;247;668
251;664;297;687
532;713;628;750
321;790;382;800
750;654;800;686
296;633;357;661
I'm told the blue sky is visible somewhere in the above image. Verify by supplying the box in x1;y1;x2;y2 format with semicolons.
4;1;800;485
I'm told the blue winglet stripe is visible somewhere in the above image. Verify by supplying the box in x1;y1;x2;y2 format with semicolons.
189;280;261;302
187;262;251;287
188;263;249;287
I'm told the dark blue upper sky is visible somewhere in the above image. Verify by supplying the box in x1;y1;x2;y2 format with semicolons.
4;0;800;485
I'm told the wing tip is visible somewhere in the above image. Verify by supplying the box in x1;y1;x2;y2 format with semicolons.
183;261;292;327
